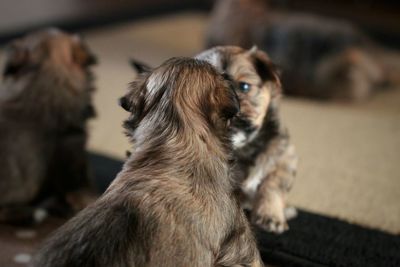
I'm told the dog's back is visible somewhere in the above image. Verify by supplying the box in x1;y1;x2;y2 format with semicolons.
36;172;255;267
35;58;262;267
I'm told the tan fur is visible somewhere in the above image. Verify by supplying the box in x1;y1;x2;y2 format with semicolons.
197;46;297;233
227;52;272;129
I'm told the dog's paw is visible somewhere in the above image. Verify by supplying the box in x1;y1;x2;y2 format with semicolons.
253;213;288;234
284;206;298;221
252;193;288;234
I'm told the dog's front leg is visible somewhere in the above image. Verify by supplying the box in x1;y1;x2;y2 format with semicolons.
251;145;297;233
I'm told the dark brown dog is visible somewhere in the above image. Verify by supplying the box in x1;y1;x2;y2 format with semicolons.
0;28;97;224
34;58;263;267
207;0;400;101
196;46;297;233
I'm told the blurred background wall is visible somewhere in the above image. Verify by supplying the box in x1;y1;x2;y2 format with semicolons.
269;0;400;47
1;0;399;46
0;0;211;43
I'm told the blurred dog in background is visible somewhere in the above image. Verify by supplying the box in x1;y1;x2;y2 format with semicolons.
196;46;297;233
35;58;263;267
207;0;400;101
0;28;97;224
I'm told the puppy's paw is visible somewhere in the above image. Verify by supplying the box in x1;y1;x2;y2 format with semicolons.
252;193;288;234
284;206;298;221
253;212;288;234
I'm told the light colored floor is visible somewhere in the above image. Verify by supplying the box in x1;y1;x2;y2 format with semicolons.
283;97;400;233
5;12;400;234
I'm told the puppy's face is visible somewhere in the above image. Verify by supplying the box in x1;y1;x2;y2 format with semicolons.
2;28;96;95
120;57;239;141
196;46;281;148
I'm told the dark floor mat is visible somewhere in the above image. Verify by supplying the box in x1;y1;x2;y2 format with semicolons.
89;152;124;192
257;210;400;267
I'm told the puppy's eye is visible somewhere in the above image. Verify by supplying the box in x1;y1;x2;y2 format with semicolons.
238;82;251;93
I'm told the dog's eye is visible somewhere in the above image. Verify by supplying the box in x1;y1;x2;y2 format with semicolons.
238;82;251;93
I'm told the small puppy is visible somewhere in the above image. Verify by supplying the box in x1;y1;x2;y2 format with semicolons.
196;46;297;233
0;28;97;224
35;58;263;267
206;0;400;101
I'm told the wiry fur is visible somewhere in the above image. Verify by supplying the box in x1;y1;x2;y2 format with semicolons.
206;0;400;101
196;46;297;233
0;28;97;224
35;58;263;267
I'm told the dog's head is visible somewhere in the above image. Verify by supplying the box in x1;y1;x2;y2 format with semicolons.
120;57;239;144
2;28;96;98
0;28;97;123
196;46;281;148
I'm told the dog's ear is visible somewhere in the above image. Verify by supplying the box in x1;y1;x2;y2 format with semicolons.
71;38;97;67
129;59;152;74
248;46;281;95
120;81;148;129
3;43;31;78
119;81;147;115
119;94;131;112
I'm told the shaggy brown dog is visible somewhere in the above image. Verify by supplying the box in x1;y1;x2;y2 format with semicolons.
207;0;400;101
0;28;97;224
196;46;297;233
34;58;263;267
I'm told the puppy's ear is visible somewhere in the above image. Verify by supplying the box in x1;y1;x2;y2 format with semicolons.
129;59;152;74
119;95;131;112
72;40;97;67
3;43;31;77
120;81;147;129
248;46;281;94
119;81;146;114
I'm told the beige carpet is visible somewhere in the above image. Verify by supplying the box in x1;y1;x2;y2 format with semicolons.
83;12;400;234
